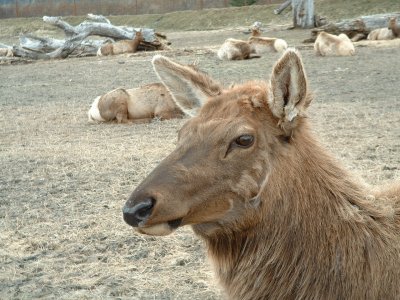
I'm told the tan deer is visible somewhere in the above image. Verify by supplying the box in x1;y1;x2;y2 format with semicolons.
123;50;400;299
368;17;399;40
250;21;262;37
97;30;143;56
314;32;355;56
0;48;13;57
88;83;184;123
249;36;288;53
217;38;258;60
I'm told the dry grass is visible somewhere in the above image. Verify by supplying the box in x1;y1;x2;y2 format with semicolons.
0;5;399;299
0;0;399;38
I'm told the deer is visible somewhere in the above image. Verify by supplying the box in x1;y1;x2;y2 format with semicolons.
122;49;400;299
314;32;355;56
250;21;262;37
217;38;258;60
88;83;184;123
368;17;399;40
249;36;288;53
247;21;288;53
217;34;287;60
97;30;143;56
0;47;13;57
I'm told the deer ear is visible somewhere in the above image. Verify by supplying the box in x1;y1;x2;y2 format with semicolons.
152;55;222;117
268;49;312;132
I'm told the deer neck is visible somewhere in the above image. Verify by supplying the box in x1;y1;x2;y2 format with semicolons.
391;25;400;37
203;127;397;299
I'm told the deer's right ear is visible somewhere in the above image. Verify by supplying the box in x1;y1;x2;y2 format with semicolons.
152;55;222;117
268;48;312;135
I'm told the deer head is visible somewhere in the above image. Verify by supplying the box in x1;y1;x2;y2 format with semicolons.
123;49;312;237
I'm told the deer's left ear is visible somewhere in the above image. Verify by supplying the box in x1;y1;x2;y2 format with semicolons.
268;49;312;132
152;55;222;117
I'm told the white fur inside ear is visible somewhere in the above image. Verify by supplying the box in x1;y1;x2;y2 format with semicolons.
285;104;299;122
152;54;210;117
268;48;307;122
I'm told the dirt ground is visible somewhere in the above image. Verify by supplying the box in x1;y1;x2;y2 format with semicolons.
1;28;399;300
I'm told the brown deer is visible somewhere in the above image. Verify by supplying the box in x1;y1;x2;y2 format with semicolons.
123;50;400;299
389;17;400;38
217;38;258;60
250;21;262;37
314;32;355;56
88;83;184;123
0;47;13;57
97;30;143;56
249;36;288;53
368;17;399;40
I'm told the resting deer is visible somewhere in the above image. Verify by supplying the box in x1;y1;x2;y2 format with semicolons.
314;32;355;56
0;48;13;57
217;36;287;60
123;50;400;299
88;83;184;123
217;38;258;60
97;30;143;56
368;17;399;40
250;21;262;37
249;36;288;53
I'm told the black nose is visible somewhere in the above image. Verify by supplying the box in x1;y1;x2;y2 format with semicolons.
123;197;155;227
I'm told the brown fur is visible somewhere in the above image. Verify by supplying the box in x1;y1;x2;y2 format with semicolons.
389;17;400;38
248;36;288;53
217;38;258;60
88;83;184;123
251;27;262;37
0;48;13;57
314;32;355;56
97;30;143;56
123;51;400;299
368;17;399;40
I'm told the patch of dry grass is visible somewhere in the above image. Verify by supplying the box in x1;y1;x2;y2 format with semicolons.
0;0;399;38
0;21;399;299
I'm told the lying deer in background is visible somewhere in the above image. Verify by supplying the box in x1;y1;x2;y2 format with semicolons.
217;36;287;60
368;17;399;40
97;30;143;56
217;38;258;60
249;36;288;53
88;83;184;123
88;60;217;123
123;50;400;299
314;32;355;56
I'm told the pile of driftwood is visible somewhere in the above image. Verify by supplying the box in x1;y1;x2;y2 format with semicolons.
0;14;170;60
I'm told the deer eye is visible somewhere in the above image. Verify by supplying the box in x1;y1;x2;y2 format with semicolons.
234;134;254;148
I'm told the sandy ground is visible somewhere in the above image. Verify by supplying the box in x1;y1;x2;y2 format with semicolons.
1;28;399;299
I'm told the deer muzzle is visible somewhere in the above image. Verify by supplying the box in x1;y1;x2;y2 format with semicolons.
123;197;155;227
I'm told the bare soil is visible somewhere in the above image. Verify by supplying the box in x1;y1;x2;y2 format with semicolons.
1;27;399;300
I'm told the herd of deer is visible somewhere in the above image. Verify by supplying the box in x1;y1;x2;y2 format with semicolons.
88;17;399;124
88;19;400;299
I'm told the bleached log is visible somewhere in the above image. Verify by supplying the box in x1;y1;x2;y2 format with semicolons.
14;32;90;59
0;42;12;49
19;34;109;55
274;0;291;15
43;16;156;42
2;14;169;59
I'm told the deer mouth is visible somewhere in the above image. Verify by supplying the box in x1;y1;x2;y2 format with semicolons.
137;218;183;236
